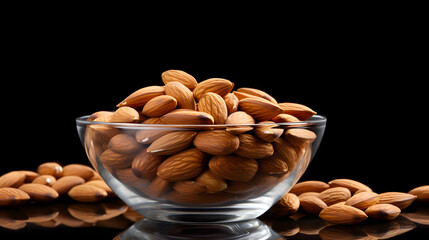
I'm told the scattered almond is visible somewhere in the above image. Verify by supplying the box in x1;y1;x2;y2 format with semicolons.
378;192;417;210
319;187;352;206
408;185;429;202
328;179;372;194
51;176;85;195
365;203;401;220
68;184;108;202
18;183;59;202
345;191;379;210
270;193;300;216
0;171;26;188
0;187;30;206
319;205;368;224
298;195;328;215
37;162;63;179
289;181;330;196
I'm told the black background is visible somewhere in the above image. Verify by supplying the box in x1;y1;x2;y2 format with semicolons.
1;10;427;239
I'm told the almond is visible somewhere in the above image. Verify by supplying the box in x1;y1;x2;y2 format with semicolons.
18;183;59;202
142;95;177;117
235;87;277;104
108;133;142;154
378;192;417;210
278;102;317;121
88;111;113;121
99;149;134;169
284;128;317;147
223;93;239;115
238;97;283;121
270;193;300;216
68;184;108;202
253;121;284;142
157;148;206;182
289;180;330;195
0;187;30;206
209;155;258;182
37;162;63;179
271;138;299;172
319;205;368;224
0;171;26;188
193;130;239;155
198;92;228;124
272;113;300;123
365;203;401;220
173;181;206;195
32;175;56;186
319;187;352;206
345;191;379;210
234;134;274;159
328;179;372;194
17;170;40;183
408;185;429;202
164;81;197;110
193;78;234;100
135;117;171;144
161;109;214;125
149;176;171;198
62;164;95;181
116;85;165;108
195;170;227;193
299;195;328;215
258;155;289;175
131;149;164;180
85;180;115;197
51;176;85;195
147;131;197;155
110;106;140;123
225;111;255;134
161;69;198;90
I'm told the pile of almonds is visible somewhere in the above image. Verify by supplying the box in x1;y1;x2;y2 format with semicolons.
269;178;429;225
84;69;319;205
0;162;116;206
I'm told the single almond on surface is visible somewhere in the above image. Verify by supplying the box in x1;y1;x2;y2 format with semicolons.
270;193;300;216
0;187;30;206
161;69;198;90
328;179;372;194
319;205;368;224
62;164;95;181
234;134;274;159
378;192;417;210
193;78;234;100
408;185;429;202
164;81;197;110
278;102;317;121
161;109;214;125
319;187;352;206
238;97;283;121
195;170;227;193
116;85;165;108
18;183;59;202
51;176;85;195
108;133;142;154
289;180;330;195
142;95;177;117
193;130;239;155
110;106;140;123
299;195;328;215
37;162;63;179
209;155;258;182
0;171;26;188
157;148;206;182
68;184;108;202
147;131;197;155
345;191;379;210
225;111;255;134
365;203;401;220
235;87;278;104
198;92;228;124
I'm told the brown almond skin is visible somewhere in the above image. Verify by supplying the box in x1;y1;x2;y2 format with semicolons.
198;92;228;124
234;134;274;159
195;170;227;193
0;171;27;188
99;149;134;169
408;185;429;202
131;150;164;180
235;87;278;104
319;205;368;224
345;191;379;210
209;155;258;182
270;193;300;216
193;130;239;155
277;102;317;121
51;176;85;195
68;184;108;203
164;81;197;110
161;109;214;125
116;85;165;108
161;69;198;90
193;78;234;100
378;192;417;210
157;148;206;182
238;97;283;121
37;162;63;179
224;93;239;115
290;180;330;195
365;203;401;220
110;106;140;123
328;179;372;194
62;164;95;181
0;187;30;206
319;187;352;206
142;95;178;117
299;195;328;215
147;131;197;155
108;133;142;154
18;183;59;202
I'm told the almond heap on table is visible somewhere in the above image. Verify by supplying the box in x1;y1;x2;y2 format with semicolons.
269;178;429;225
0;162;116;206
84;69;318;205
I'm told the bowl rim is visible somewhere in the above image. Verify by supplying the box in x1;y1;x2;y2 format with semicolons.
76;114;326;128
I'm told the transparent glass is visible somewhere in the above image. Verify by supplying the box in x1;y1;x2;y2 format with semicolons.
76;115;326;223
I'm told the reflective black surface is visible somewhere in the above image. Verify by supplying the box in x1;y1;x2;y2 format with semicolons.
1;200;428;239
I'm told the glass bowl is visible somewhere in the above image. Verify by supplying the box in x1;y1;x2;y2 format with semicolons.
76;114;326;223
